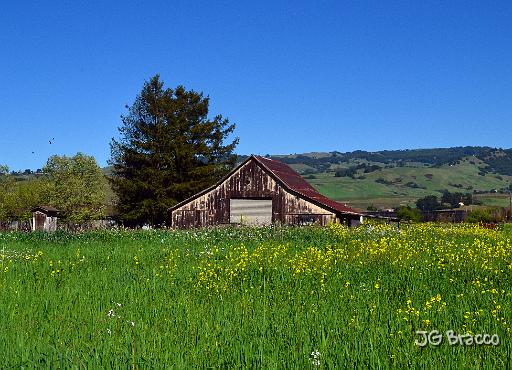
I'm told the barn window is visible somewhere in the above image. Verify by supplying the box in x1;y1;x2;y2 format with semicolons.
229;198;272;225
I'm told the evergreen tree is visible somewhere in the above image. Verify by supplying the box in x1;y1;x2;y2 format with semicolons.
109;75;238;226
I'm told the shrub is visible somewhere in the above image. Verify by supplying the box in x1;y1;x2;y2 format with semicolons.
396;206;422;222
465;209;493;223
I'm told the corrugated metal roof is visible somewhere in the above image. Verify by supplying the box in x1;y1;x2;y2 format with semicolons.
254;156;360;215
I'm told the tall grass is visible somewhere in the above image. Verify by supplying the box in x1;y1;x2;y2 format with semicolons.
0;224;510;368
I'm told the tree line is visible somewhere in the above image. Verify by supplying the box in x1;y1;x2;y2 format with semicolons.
0;154;108;222
1;75;238;226
272;147;512;176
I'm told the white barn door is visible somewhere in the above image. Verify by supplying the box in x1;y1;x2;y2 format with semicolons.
230;199;272;225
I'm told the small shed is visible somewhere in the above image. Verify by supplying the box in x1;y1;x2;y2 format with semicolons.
170;155;363;228
32;206;59;232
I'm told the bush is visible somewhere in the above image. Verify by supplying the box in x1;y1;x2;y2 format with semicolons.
375;178;394;185
465;209;493;223
335;168;356;178
405;182;426;189
396;206;422;222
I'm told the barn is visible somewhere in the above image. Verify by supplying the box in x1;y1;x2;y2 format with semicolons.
170;155;363;228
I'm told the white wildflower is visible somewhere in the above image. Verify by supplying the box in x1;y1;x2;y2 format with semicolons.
107;309;115;317
310;350;321;366
107;328;111;335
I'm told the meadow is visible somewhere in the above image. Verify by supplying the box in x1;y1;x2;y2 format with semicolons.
1;224;511;368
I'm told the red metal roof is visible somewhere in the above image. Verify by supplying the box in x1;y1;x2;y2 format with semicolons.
253;156;360;215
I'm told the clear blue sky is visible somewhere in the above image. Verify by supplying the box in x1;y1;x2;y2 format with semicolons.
1;1;511;171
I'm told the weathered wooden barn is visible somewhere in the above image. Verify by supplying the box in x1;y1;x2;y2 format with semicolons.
170;155;363;228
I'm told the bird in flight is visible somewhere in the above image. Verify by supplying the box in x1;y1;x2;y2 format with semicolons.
49;137;55;144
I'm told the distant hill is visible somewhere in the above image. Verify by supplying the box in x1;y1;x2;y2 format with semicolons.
99;147;512;211
240;147;512;210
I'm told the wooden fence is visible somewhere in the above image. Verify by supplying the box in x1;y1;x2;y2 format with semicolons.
0;221;32;232
0;219;117;232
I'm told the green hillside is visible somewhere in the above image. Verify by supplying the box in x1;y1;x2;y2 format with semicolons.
264;147;512;210
91;147;512;211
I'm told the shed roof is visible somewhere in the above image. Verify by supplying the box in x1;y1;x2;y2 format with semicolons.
32;205;59;214
170;155;361;216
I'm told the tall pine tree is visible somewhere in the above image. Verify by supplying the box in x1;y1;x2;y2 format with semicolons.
109;75;238;226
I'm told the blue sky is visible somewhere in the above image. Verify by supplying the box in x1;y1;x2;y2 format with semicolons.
1;1;511;170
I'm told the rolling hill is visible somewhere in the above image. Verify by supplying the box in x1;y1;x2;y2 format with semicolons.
104;146;512;211
251;147;512;210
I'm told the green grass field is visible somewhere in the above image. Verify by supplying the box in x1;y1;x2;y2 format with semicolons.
1;224;511;368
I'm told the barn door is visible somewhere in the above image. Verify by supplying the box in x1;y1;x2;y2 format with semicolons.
229;198;272;225
34;212;46;231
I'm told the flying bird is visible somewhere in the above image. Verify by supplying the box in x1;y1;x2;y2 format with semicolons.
49;137;55;144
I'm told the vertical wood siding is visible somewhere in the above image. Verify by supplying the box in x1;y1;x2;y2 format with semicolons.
171;159;337;228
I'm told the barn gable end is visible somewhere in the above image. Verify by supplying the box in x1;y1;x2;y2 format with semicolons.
170;156;361;228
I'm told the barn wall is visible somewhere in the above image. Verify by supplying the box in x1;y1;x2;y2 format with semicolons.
171;159;336;228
